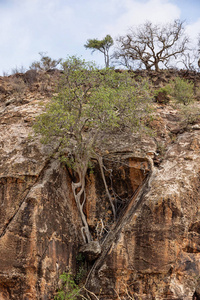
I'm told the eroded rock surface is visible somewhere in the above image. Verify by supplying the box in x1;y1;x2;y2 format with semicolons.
1;72;200;299
86;130;200;300
0;80;82;299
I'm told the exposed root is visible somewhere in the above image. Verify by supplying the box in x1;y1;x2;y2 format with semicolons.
71;168;92;243
96;155;116;220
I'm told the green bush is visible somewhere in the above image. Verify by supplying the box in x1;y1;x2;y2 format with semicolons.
179;104;200;126
172;77;194;105
33;57;154;242
55;272;80;300
154;85;172;104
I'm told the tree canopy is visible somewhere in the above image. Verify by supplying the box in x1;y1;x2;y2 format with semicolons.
84;35;113;68
34;56;153;243
113;20;189;71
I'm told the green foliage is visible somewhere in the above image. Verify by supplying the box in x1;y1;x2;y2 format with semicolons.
75;253;86;284
156;141;167;158
84;35;114;68
154;85;172;104
154;85;172;97
194;83;200;100
55;272;80;300
87;160;94;175
33;56;153;241
84;35;113;53
60;154;75;170
33;56;153;174
171;77;194;105
179;103;200;126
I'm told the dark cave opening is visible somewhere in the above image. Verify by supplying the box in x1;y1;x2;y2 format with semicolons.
193;291;200;300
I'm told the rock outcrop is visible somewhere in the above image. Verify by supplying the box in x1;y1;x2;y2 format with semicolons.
0;71;200;299
87;130;200;299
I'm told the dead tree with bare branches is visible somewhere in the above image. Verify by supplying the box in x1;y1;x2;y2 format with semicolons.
114;20;189;71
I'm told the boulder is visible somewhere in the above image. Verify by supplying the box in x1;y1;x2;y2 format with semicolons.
79;241;101;261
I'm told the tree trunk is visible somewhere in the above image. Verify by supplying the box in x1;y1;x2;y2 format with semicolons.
97;156;116;220
154;61;160;72
104;50;109;68
72;165;92;243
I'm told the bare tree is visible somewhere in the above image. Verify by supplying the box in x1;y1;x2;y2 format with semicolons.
30;52;62;71
176;47;198;71
113;20;189;71
198;34;200;69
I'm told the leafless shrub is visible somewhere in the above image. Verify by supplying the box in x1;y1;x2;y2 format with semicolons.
9;77;27;96
11;65;26;75
30;52;62;71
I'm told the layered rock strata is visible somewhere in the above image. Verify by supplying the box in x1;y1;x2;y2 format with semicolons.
0;72;200;299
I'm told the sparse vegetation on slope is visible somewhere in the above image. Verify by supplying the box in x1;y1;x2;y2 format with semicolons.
33;56;153;244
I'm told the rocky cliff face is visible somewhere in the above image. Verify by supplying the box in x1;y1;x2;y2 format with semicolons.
0;71;200;299
0;74;83;299
87;130;200;300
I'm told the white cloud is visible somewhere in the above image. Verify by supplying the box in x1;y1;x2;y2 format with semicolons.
186;18;200;43
0;0;74;73
105;0;181;38
0;0;198;74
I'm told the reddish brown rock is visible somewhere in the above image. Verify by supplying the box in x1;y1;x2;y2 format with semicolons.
0;84;83;299
86;130;200;299
1;73;200;300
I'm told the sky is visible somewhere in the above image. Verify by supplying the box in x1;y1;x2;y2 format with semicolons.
0;0;200;75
